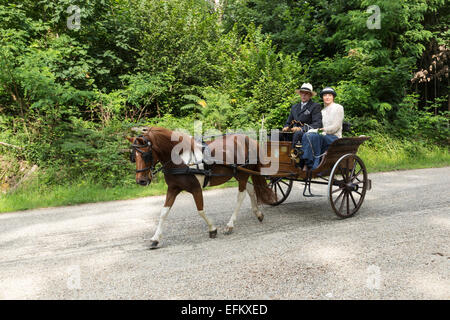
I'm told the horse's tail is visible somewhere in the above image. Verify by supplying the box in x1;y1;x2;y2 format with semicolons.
250;171;277;205
241;136;276;205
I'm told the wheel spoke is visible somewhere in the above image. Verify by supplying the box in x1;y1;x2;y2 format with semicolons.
334;189;345;205
351;168;363;182
350;159;357;178
346;192;350;216
266;178;293;206
278;183;286;198
332;186;345;194
349;191;358;208
339;192;346;213
280;180;290;187
261;176;292;204
338;165;347;182
345;158;352;181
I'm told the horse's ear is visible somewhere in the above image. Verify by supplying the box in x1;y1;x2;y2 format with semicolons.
126;136;134;143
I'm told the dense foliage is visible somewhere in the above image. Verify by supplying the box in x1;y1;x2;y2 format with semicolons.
0;0;448;188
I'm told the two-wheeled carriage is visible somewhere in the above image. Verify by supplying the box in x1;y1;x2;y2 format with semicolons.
254;135;372;218
229;130;372;218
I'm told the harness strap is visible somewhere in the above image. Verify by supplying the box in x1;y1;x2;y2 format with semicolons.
163;167;234;177
201;162;213;188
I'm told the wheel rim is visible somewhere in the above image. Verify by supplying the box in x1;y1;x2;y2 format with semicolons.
265;177;293;206
328;154;368;218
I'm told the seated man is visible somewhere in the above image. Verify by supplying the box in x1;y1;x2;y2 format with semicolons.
282;83;322;163
301;86;344;171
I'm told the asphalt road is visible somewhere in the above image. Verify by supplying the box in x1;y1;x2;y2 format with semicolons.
0;167;449;299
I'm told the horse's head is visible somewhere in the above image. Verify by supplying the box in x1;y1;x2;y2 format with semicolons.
127;134;159;186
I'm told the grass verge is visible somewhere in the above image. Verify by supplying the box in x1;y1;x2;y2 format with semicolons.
0;175;238;213
358;135;450;172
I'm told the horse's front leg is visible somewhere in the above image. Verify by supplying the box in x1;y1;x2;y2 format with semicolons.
150;187;180;249
191;189;217;238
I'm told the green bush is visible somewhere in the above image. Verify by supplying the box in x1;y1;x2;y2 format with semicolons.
0;0;448;194
23;118;133;187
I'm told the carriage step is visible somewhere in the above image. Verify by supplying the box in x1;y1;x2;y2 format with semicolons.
367;179;372;191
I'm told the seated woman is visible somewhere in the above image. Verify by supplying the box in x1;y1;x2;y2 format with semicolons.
300;87;344;171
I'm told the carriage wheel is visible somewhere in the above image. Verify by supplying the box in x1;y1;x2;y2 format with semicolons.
265;177;293;206
328;154;368;218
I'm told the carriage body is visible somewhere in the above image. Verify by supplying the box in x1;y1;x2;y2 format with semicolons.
260;135;372;218
261;136;370;179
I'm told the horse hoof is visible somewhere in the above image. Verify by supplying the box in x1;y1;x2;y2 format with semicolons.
257;213;264;222
223;226;233;235
209;229;217;239
149;241;160;250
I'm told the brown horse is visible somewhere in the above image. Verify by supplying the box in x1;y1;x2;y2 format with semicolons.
127;127;276;249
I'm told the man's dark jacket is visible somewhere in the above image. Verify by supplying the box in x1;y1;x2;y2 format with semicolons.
284;100;323;130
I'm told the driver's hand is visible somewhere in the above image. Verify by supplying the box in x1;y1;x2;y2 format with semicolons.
291;127;302;132
282;126;290;132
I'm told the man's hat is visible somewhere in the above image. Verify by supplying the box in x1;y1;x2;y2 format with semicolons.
320;87;337;98
296;83;316;96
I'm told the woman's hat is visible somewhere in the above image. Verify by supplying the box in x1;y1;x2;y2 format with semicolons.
320;87;337;98
295;83;316;96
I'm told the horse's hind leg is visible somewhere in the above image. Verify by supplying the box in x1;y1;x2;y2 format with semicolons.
191;189;217;238
224;177;248;235
150;187;180;249
246;182;264;222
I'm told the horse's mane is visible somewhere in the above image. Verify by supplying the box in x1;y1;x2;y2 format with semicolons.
146;127;195;156
146;127;262;165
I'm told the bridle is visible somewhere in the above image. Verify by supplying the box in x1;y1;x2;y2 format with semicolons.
130;135;162;178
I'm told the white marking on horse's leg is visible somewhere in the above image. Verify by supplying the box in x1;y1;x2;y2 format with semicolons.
198;210;216;233
150;206;171;243
246;182;263;220
226;190;246;231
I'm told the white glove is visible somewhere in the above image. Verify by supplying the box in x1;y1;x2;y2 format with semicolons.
307;128;326;135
